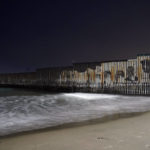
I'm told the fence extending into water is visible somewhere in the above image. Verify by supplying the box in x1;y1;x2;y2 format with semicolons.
1;54;150;95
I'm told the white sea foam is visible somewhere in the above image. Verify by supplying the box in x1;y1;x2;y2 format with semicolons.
0;92;150;136
63;93;118;100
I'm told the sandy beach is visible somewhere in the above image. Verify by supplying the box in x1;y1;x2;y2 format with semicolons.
0;112;150;150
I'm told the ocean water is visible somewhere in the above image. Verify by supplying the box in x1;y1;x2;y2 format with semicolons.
0;88;150;136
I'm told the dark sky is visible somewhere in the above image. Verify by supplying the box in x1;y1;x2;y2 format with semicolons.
1;0;150;73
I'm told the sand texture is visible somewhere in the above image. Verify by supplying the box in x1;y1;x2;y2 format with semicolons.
0;112;150;150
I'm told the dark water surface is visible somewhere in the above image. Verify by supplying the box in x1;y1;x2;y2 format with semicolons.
0;88;150;136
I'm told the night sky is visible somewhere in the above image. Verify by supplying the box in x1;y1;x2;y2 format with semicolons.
1;0;150;73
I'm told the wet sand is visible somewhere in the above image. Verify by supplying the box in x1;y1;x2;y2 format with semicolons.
0;112;150;150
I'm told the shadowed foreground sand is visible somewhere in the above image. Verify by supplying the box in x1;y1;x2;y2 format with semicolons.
0;112;150;150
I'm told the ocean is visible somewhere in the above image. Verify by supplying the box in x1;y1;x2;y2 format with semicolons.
0;88;150;136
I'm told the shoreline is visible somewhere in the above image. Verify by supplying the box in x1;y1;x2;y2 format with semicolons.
1;111;150;150
0;111;147;138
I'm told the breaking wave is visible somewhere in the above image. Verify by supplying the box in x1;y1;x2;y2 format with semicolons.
0;91;150;136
